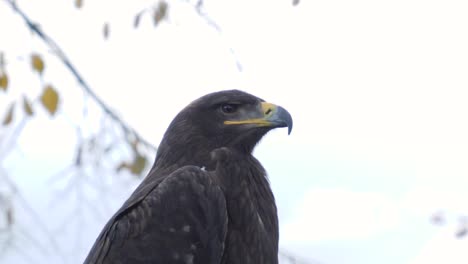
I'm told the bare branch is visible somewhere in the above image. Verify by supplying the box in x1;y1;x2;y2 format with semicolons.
4;0;157;153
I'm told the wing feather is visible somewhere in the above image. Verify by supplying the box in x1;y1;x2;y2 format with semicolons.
84;166;227;264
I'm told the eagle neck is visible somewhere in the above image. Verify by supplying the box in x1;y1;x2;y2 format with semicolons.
151;137;215;176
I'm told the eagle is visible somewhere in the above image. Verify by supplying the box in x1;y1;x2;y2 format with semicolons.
84;90;293;264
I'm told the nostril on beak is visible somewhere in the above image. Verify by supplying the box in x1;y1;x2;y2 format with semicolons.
265;108;272;115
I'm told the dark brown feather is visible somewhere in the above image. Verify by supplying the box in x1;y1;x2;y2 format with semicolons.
84;90;284;264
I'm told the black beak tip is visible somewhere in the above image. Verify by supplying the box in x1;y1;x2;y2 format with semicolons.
286;117;293;135
275;106;293;135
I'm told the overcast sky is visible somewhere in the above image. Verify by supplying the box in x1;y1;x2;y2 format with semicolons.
1;0;468;263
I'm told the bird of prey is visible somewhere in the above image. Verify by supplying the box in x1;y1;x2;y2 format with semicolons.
84;90;293;264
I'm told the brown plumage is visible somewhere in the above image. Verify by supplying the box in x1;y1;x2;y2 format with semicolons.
84;90;293;264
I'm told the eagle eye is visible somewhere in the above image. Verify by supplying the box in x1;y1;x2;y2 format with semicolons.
221;104;238;114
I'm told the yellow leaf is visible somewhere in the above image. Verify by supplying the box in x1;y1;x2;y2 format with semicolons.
116;162;131;172
0;72;8;91
153;1;168;26
22;96;34;116
130;154;147;176
31;54;45;75
2;102;15;126
40;85;59;116
75;0;83;9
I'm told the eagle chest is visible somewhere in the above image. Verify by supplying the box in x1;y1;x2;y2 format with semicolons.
220;170;278;264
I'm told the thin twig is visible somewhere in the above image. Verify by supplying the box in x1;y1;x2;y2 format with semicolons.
0;168;66;262
279;249;321;264
0;116;28;159
186;0;243;71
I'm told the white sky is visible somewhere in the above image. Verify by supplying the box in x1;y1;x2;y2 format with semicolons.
1;0;468;263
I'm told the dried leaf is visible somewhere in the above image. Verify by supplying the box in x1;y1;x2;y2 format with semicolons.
2;102;15;126
430;212;445;225
116;161;131;172
130;154;147;175
0;52;4;68
22;95;34;116
456;227;467;238
153;1;168;26
6;207;13;226
75;0;83;9
103;144;114;153
103;23;110;40
130;139;139;151
31;54;45;75
116;149;147;176
40;85;59;116
0;72;8;91
196;0;203;10
75;144;82;166
134;12;142;28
